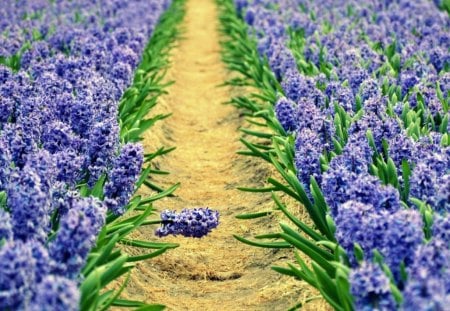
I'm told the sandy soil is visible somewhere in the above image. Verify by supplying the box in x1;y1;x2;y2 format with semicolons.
119;0;330;310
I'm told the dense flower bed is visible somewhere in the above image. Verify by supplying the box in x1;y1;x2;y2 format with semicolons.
0;0;171;309
230;0;449;309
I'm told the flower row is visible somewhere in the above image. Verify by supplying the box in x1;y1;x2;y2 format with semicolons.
233;0;449;309
0;1;171;309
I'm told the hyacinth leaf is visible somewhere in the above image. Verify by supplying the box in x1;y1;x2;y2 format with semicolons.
113;299;165;310
135;165;153;189
353;243;365;263
233;235;293;248
238;138;271;162
139;183;180;205
387;158;399;188
279;224;334;264
272;193;325;242
436;82;448;112
145;146;177;162
273;136;296;171
120;239;178;250
310;177;330;229
83;234;121;276
80;255;131;310
311;263;344;311
401;160;411;202
439;114;449;133
230;96;260;114
235;211;273;219
108;207;153;238
267;177;302;202
325;215;337;238
271;265;299;278
237;186;277;193
97;272;131;311
0;191;6;210
335;270;353;311
266;115;288;136
240;127;273;139
286;262;316;286
127;247;172;262
441;133;450;147
245;117;268;127
418;202;434;240
255;233;282;239
91;175;107;199
143;180;175;196
269;170;330;239
135;305;166;311
123;113;171;142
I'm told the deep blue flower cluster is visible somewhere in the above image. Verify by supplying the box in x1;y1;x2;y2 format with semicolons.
0;0;171;309
156;208;220;238
237;0;449;308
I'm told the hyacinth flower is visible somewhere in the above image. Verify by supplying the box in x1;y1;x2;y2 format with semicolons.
349;262;397;310
31;275;79;311
104;143;143;215
156;208;220;238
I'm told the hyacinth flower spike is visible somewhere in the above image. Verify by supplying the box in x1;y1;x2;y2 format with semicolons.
156;208;220;238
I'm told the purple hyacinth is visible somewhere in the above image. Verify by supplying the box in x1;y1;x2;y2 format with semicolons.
0;209;12;241
432;214;450;244
402;239;450;310
0;136;11;191
359;78;380;103
275;97;297;132
382;210;424;281
7;167;51;242
334;201;388;264
281;69;309;103
350;262;397;311
434;174;450;213
156;208;220;238
31;276;79;311
104;143;143;215
87;118;120;186
409;162;438;206
0;241;36;309
28;240;52;284
54;149;85;185
388;134;416;167
0;96;14;124
295;128;323;191
269;45;297;80
49;196;106;279
42;121;83;154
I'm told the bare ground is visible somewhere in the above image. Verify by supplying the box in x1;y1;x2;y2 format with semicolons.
119;0;330;310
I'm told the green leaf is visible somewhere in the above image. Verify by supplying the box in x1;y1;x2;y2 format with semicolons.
235;211;272;219
234;235;292;248
272;193;325;242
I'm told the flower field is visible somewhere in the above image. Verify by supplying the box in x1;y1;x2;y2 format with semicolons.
0;0;449;310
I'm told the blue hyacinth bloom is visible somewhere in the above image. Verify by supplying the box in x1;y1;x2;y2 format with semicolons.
156;208;220;238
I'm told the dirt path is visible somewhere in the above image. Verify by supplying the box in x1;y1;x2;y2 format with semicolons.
121;0;326;310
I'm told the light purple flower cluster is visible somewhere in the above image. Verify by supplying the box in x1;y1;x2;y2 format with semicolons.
156;208;220;238
236;0;449;308
0;0;171;309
